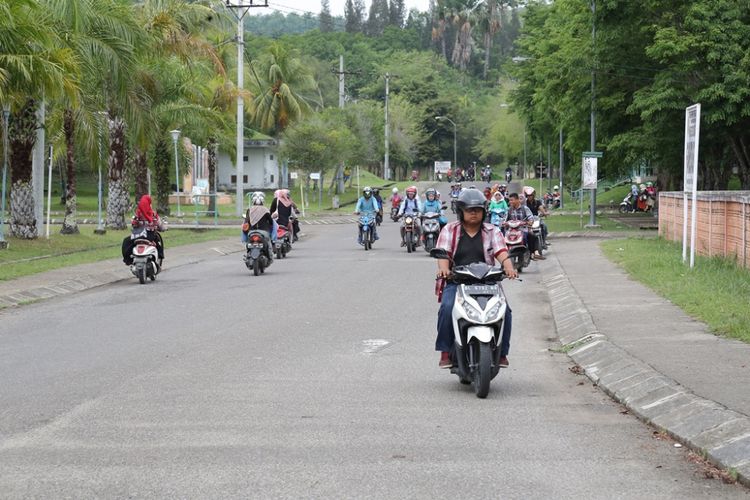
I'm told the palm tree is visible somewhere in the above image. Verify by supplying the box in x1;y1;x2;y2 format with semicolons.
248;42;315;137
0;0;79;239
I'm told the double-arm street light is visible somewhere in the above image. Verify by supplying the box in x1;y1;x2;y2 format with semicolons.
170;129;184;217
435;116;457;171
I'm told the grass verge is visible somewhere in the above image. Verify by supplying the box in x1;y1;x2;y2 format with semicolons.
547;214;640;232
601;238;750;343
0;226;238;281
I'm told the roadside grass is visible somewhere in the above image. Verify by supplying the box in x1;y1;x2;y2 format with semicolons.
0;226;238;281
547;214;639;232
601;238;750;343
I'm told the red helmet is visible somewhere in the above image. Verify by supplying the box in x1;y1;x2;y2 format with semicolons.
406;186;417;195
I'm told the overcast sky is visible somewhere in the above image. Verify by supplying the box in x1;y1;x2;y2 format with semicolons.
248;1;432;17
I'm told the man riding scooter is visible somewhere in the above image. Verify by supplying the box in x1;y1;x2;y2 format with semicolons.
524;186;550;249
398;186;423;246
355;186;380;245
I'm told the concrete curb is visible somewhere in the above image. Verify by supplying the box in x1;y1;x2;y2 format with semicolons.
542;253;750;487
0;242;243;310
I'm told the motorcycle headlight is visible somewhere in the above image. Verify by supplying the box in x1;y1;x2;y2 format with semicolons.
486;301;505;321
457;295;483;321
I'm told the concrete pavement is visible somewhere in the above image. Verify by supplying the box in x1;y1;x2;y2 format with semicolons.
2;218;750;490
542;238;750;487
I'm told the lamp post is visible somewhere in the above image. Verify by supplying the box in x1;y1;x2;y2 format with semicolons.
0;104;10;249
435;116;457;172
170;129;183;217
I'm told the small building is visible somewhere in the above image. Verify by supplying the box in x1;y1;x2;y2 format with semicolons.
217;131;280;191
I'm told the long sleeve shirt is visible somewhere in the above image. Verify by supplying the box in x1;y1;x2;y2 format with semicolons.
356;196;380;214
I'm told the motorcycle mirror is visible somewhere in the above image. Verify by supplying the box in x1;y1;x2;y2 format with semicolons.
430;248;449;259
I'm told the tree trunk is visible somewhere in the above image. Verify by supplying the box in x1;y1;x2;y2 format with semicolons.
133;148;148;204
153;138;171;215
106;113;129;229
729;134;750;190
9;99;38;239
207;137;217;213
60;108;79;234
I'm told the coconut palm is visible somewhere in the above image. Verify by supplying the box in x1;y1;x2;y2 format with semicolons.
0;0;79;239
248;42;315;137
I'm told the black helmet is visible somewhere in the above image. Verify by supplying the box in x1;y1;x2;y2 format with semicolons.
456;188;487;220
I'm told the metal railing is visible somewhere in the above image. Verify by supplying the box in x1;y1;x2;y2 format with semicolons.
191;193;220;226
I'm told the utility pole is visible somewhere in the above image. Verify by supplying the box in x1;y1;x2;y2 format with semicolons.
559;128;564;209
589;0;598;226
384;73;391;181
330;56;360;193
226;1;267;217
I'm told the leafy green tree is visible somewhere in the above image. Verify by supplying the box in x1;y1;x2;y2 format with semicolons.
319;0;334;33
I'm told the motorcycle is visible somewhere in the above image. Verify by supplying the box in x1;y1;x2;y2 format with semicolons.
358;213;377;251
531;215;546;253
402;213;420;253
505;170;512;183
274;224;292;259
619;194;635;214
504;220;530;272
390;205;400;222
431;249;510;399
129;226;161;285
244;230;273;276
450;193;459;214
489;208;506;228
421;212;442;252
481;169;491;183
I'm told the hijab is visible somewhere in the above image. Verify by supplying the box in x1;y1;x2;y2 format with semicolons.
274;189;292;207
136;195;157;223
245;206;269;227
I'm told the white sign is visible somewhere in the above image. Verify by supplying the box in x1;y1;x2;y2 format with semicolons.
309;172;321;180
434;161;451;173
582;157;598;189
682;103;701;268
683;104;700;194
290;172;298;179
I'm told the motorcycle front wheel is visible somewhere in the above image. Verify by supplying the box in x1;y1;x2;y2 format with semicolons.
619;205;628;214
406;232;413;253
474;342;492;398
137;265;146;285
253;259;260;276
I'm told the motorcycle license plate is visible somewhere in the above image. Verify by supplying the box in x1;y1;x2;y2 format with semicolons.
464;284;498;295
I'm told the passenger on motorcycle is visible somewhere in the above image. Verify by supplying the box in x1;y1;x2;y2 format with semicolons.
434;188;518;369
422;188;447;228
121;195;164;266
524;186;549;248
398;186;423;246
390;187;403;209
504;192;544;260
372;188;384;223
450;183;462;198
355;186;380;244
489;191;509;223
242;191;277;244
270;189;300;241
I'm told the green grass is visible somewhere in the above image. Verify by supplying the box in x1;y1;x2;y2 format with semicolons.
0;226;238;281
601;238;750;343
546;214;639;232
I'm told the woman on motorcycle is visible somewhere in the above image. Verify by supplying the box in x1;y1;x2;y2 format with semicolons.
121;195;164;266
422;188;447;228
242;191;277;243
355;186;381;244
270;189;299;241
489;191;508;224
398;186;423;246
434;188;518;369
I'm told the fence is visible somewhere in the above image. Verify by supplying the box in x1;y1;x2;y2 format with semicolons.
658;191;750;268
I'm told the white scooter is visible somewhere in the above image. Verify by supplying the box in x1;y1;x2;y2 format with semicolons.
432;249;510;398
130;228;161;284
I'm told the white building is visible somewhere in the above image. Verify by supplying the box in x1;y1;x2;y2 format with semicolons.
217;136;280;191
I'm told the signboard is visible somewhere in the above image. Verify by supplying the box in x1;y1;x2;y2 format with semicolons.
683;103;701;268
290;172;298;179
309;172;321;180
683;104;700;194
434;161;451;173
582;156;598;189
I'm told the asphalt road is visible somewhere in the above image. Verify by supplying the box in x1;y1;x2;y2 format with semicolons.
0;218;747;498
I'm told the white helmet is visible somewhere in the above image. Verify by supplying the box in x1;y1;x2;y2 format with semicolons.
251;191;265;205
392;187;399;194
553;185;559;190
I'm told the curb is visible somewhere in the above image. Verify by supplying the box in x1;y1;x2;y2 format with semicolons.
0;243;243;310
542;253;750;487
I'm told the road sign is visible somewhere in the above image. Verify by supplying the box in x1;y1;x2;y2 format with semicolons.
683;103;701;268
582;157;598;189
434;161;451;173
582;151;603;158
309;172;321;180
290;172;298;180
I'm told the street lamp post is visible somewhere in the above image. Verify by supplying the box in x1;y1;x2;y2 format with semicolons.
170;129;183;217
0;104;10;249
435;116;457;172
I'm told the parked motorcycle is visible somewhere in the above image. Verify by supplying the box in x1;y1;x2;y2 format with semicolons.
244;230;273;276
402;214;420;253
129;227;161;285
432;249;510;399
619;194;634;214
274;224;292;259
421;212;442;252
359;213;377;251
504;220;530;272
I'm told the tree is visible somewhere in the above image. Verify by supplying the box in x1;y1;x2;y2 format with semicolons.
319;0;334;33
367;0;390;36
344;0;363;33
389;0;406;28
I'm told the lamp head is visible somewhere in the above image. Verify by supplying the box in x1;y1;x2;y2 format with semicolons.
170;129;181;142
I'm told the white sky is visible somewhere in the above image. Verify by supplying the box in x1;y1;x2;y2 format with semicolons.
249;1;431;17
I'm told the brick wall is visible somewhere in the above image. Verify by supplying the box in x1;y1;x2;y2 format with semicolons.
659;191;750;268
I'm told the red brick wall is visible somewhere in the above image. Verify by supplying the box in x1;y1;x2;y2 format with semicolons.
659;192;750;268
